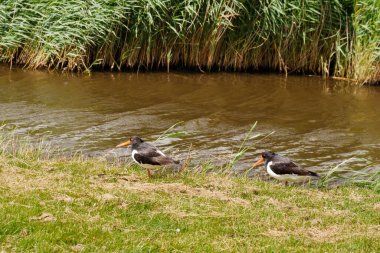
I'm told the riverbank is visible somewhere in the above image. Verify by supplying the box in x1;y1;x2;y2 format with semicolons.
0;144;379;251
0;0;378;84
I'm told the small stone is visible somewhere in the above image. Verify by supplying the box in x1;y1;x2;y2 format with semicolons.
71;244;84;252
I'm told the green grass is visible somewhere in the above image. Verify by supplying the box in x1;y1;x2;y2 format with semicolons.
0;0;378;84
0;139;379;252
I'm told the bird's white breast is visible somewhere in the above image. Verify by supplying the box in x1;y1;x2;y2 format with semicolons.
131;150;139;164
266;161;281;179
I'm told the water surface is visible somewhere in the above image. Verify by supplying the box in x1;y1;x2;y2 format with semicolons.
1;66;379;175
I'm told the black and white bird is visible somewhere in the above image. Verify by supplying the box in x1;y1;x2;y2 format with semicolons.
116;136;182;177
252;151;319;184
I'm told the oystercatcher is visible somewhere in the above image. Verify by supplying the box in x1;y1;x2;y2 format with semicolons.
252;151;319;184
116;136;182;177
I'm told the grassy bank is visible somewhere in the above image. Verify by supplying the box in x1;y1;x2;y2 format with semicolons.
0;0;378;84
0;141;379;251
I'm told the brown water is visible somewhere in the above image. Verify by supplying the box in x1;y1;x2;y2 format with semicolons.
1;66;379;175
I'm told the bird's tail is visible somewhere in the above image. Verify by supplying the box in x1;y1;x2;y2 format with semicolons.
309;171;320;177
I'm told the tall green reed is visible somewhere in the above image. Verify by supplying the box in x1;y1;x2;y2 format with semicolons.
318;158;380;193
351;0;380;84
0;0;378;83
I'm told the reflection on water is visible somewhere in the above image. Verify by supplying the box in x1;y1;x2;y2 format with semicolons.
0;66;379;175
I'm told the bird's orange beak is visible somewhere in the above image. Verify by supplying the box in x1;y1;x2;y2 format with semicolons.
252;157;264;168
116;140;131;148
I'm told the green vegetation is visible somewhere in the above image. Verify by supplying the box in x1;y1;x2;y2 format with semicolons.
352;0;380;84
1;131;380;252
0;0;378;84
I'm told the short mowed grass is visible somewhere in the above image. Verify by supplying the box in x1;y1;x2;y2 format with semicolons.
0;151;379;252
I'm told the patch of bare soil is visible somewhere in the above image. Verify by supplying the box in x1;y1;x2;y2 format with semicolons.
265;225;380;243
0;167;68;192
95;175;250;206
302;226;341;242
30;213;56;222
71;244;85;252
99;193;117;202
322;208;352;218
155;206;232;218
264;197;297;210
201;176;234;191
129;182;250;206
54;194;73;202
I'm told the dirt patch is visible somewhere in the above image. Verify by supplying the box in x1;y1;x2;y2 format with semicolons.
265;229;289;238
0;167;68;192
264;197;297;210
88;215;101;223
349;192;365;202
99;180;250;206
99;193;117;202
54;194;73;203
201;176;234;191
265;225;380;243
19;228;29;237
71;244;85;252
301;190;340;201
300;225;380;242
155;206;231;218
158;209;200;218
30;213;56;222
118;202;129;209
323;208;352;217
302;226;341;242
115;174;141;182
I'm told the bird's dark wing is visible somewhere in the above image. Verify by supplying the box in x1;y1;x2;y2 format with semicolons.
151;155;180;166
133;153;161;166
270;162;317;176
135;143;179;166
137;143;165;157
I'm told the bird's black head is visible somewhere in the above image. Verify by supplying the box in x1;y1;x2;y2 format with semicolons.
252;150;276;168
130;136;144;145
116;136;144;148
261;150;276;161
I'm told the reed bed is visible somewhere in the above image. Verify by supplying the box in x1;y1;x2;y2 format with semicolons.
351;0;380;84
0;0;378;83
